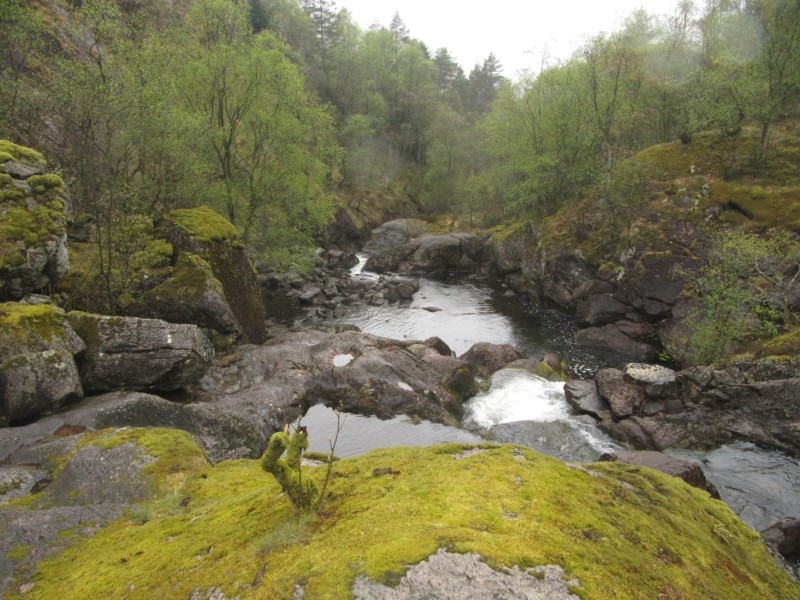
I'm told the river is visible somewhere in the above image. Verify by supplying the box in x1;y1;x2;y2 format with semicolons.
293;254;800;532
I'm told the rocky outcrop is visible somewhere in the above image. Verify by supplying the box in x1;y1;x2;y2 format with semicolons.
156;206;267;344
1;325;482;461
365;231;489;276
0;141;71;301
193;327;479;428
126;252;244;347
3;442;795;599
0;391;269;464
568;358;800;457
67;312;214;393
601;450;720;498
459;342;526;377
0;427;209;598
0;302;85;425
364;219;430;251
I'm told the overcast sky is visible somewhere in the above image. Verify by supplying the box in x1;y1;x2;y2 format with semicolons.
340;0;681;79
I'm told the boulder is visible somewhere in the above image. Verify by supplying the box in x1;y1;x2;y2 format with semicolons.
194;328;480;428
0;302;85;425
574;321;658;361
595;368;646;419
384;276;420;302
564;380;612;422
0;391;278;464
156;206;267;343
602;450;720;498
623;363;677;398
0;350;83;424
67;312;214;393
0;141;71;301
126;252;244;345
761;518;800;562
574;293;629;327
365;232;488;275
0;427;209;598
364;219;429;251
459;342;527;377
540;253;594;310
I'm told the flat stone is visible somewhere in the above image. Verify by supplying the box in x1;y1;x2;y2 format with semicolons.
623;363;677;398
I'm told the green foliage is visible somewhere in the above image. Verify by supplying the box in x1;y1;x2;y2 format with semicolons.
260;428;319;511
668;229;800;366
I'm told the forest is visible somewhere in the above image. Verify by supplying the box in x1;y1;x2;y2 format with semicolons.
1;0;799;305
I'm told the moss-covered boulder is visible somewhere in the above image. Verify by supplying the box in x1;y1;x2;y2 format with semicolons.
0;141;71;300
156;207;267;344
6;442;797;598
67;312;214;393
126;252;244;348
0;427;209;597
0;302;85;425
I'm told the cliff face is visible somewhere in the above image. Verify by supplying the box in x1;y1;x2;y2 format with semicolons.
2;432;796;599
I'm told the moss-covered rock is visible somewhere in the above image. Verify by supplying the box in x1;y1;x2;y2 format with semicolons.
156;207;267;344
0;302;85;424
126;252;244;348
8;442;798;599
0;141;71;300
0;427;209;598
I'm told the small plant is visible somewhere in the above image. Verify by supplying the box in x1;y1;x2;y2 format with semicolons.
261;409;347;512
261;425;319;511
127;504;155;525
256;513;316;555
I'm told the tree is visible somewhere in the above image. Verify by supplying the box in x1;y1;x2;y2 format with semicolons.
669;230;800;365
177;0;338;265
0;0;45;143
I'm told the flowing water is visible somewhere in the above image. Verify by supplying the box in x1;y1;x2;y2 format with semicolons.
295;253;800;529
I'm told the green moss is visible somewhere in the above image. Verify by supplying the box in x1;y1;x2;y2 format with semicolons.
710;181;800;232
166;206;240;243
758;327;800;357
16;443;798;599
0;303;67;352
59;428;210;494
5;545;32;561
0;173;13;186
0;198;66;267
0;140;46;165
26;174;64;189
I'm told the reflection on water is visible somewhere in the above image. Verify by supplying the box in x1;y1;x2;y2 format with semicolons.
333;260;626;377
301;404;481;458
668;443;800;531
